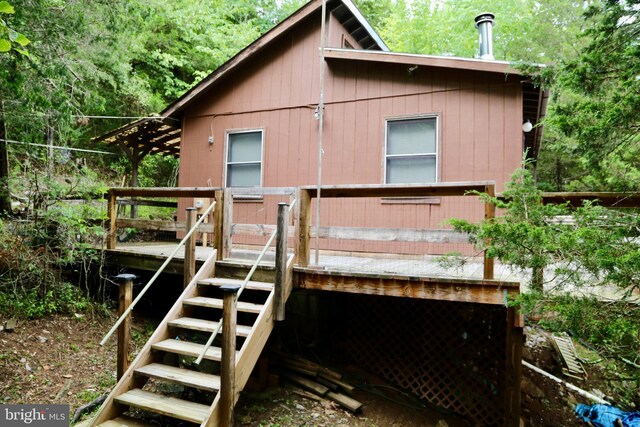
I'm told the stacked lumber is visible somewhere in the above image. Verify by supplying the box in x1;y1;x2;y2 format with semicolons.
272;352;362;413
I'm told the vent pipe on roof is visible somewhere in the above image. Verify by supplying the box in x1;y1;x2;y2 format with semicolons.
474;12;495;60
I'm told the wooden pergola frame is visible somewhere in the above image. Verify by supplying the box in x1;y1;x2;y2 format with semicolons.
93;118;181;216
93;117;181;182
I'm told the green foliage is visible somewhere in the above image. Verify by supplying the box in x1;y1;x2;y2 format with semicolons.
0;217;94;319
0;1;30;55
540;296;640;359
451;167;640;361
0;0;305;195
0;282;90;319
0;159;109;318
138;154;178;187
451;167;640;294
539;0;640;191
450;168;569;291
357;0;593;63
124;0;304;104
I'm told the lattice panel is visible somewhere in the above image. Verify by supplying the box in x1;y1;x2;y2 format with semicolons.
345;295;507;426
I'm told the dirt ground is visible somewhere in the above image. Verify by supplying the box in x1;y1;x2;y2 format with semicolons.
0;314;630;426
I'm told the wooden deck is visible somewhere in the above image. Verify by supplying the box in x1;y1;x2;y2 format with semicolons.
108;242;521;280
104;242;522;306
98;185;531;426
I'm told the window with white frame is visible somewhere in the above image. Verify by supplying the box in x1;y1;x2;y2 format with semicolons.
385;117;437;184
226;130;263;187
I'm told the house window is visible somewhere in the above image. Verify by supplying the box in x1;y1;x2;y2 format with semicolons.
226;130;263;187
385;117;437;184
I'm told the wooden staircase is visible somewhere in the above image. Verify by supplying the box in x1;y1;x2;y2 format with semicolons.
87;253;279;427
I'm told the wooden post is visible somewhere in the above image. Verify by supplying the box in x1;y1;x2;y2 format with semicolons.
220;284;240;427
483;184;496;280
115;273;135;380
222;188;233;259
296;189;311;266
504;307;523;426
184;207;197;289
275;203;289;321
108;192;117;250
130;147;140;219
214;190;224;260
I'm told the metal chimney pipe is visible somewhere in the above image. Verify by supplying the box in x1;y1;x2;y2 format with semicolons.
474;12;495;60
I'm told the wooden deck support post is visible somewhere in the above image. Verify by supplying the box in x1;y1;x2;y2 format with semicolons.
115;273;135;380
275;203;289;321
483;184;496;280
220;284;240;427
108;192;117;250
214;190;224;260
296;189;311;266
504;307;523;426
184;207;197;289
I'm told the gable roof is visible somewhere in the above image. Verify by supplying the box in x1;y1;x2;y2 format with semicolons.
97;0;547;160
162;0;388;119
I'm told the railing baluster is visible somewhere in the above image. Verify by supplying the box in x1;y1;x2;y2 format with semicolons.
107;192;117;250
184;207;197;289
214;190;225;260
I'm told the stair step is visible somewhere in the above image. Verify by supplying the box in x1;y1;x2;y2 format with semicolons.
97;415;156;427
169;317;253;336
152;339;237;362
114;389;209;424
135;363;220;392
199;277;274;292
183;296;263;314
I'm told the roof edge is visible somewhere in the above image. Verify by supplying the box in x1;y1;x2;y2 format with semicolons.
161;0;389;119
324;47;539;75
340;0;389;52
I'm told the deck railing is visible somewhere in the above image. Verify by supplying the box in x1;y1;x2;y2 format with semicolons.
100;200;218;346
296;182;496;279
105;182;496;278
106;187;222;251
194;198;296;365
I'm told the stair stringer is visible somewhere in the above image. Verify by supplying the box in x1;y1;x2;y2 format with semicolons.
89;250;219;426
201;290;276;427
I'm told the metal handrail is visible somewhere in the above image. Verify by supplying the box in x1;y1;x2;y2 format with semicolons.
194;198;296;364
99;201;217;346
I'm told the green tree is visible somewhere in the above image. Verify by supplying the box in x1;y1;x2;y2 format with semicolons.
361;0;594;63
451;167;640;295
546;0;640;191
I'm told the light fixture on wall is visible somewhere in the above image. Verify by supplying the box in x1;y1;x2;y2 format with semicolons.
208;136;214;145
522;119;533;133
314;105;323;120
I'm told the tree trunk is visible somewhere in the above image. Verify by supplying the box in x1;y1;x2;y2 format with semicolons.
531;266;544;293
0;98;12;216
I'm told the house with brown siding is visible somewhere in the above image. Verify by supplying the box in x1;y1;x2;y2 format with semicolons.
91;2;546;426
156;0;545;256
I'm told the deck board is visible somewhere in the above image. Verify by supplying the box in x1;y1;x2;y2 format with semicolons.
106;242;521;282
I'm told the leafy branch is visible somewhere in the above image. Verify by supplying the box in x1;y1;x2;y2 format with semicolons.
0;1;30;55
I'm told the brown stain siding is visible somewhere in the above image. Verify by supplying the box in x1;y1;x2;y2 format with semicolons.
176;12;523;255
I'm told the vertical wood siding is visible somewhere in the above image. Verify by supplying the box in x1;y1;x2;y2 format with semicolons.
177;11;523;255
